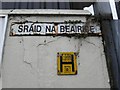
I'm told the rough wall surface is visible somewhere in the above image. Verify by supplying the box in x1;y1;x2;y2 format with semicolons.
2;15;110;88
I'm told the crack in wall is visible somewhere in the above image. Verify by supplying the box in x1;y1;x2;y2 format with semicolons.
76;37;101;66
21;37;25;62
77;39;83;55
23;60;33;69
76;38;83;66
21;37;33;69
84;39;100;48
37;37;62;47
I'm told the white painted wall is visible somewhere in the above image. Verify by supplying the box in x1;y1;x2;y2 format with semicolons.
2;14;110;88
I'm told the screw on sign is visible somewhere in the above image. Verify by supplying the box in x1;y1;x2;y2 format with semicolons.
57;52;77;75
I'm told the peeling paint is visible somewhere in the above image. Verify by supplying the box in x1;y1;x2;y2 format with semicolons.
9;17;101;36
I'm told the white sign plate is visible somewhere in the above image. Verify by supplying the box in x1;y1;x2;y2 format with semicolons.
10;22;101;36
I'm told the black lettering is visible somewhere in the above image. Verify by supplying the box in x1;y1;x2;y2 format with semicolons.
60;54;74;72
51;26;56;32
84;26;89;32
46;25;51;32
18;25;23;32
77;26;81;33
29;25;33;32
81;26;84;32
24;25;29;32
65;26;70;32
71;26;75;32
36;25;41;32
60;26;65;32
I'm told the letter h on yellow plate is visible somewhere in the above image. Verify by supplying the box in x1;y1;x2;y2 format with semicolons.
57;52;77;75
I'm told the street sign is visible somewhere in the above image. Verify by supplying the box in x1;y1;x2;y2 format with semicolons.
57;52;77;75
10;22;101;36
